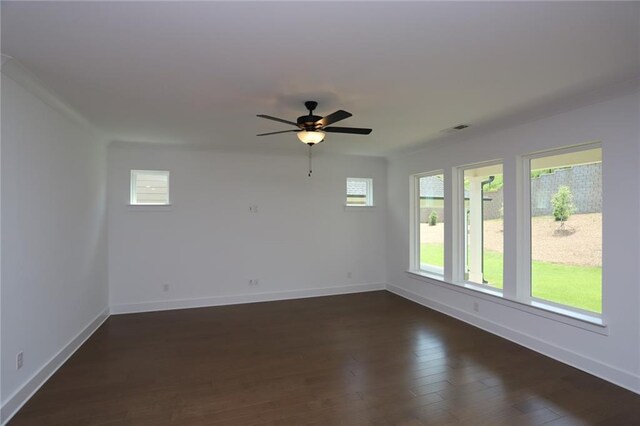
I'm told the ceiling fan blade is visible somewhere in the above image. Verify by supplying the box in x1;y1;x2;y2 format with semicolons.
257;114;299;127
323;126;372;135
256;130;299;136
316;110;352;127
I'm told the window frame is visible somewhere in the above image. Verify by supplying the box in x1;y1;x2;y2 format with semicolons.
346;177;374;207
454;160;505;294
410;170;445;277
406;143;605;328
130;170;171;206
520;142;602;318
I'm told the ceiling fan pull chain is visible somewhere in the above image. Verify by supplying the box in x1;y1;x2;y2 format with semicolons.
308;145;313;177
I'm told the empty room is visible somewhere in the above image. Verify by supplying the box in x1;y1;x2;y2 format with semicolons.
2;1;640;425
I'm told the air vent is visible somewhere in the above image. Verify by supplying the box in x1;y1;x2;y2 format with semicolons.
440;124;471;134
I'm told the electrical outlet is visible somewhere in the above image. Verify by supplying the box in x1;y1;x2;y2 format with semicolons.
473;302;479;312
249;205;259;213
17;352;23;370
347;272;352;279
249;279;259;286
163;284;169;292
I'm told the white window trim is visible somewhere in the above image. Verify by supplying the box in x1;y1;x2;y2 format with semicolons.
520;141;603;319
453;159;504;290
130;170;171;206
344;205;376;212
126;205;173;212
404;270;606;334
410;170;445;277
346;177;374;207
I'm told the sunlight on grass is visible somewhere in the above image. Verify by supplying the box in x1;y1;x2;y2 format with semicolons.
420;243;601;313
532;262;601;313
420;243;503;288
481;251;503;290
420;243;444;267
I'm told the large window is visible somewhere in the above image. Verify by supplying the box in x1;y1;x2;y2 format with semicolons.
130;170;170;205
408;143;603;322
462;163;504;289
417;173;445;274
528;146;602;313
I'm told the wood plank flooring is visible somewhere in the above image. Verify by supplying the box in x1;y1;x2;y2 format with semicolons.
9;291;640;425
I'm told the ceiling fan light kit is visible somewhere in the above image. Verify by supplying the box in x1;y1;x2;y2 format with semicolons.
297;130;325;145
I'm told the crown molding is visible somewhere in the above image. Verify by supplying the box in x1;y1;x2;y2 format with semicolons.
1;54;101;137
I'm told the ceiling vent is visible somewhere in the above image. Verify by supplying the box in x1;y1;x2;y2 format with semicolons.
441;124;470;134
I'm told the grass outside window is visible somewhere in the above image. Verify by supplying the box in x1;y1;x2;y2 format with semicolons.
420;240;602;314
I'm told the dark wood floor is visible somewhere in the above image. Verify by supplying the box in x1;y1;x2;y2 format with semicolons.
10;291;640;425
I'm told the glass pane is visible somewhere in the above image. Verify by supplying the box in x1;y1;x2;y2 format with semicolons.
530;148;602;313
347;178;371;206
463;164;503;289
418;174;445;274
133;171;169;205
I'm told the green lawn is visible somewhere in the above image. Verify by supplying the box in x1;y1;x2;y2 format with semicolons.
420;243;601;313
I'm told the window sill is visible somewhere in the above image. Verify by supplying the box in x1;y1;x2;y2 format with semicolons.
412;268;444;281
127;204;173;212
344;205;376;211
405;270;607;335
459;280;503;298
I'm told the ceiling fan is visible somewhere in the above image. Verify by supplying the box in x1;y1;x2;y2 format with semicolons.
256;101;372;146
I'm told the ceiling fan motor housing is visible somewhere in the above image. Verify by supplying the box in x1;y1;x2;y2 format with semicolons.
297;101;323;130
297;114;323;130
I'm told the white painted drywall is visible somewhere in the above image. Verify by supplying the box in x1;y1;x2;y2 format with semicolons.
1;72;108;406
386;89;640;392
108;144;387;312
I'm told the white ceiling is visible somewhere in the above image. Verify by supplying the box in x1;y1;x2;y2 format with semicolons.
2;1;639;156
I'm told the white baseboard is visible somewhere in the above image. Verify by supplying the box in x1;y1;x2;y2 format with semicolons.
387;283;640;395
1;307;110;425
110;283;387;315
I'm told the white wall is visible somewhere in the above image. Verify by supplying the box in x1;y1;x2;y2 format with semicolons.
386;90;640;392
108;144;387;313
1;70;109;418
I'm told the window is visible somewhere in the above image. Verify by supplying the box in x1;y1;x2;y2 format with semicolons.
130;170;170;205
346;178;373;206
417;173;445;275
527;146;602;314
407;144;604;326
461;163;504;289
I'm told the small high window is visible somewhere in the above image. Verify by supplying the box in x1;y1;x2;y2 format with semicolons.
130;170;170;205
346;178;373;206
